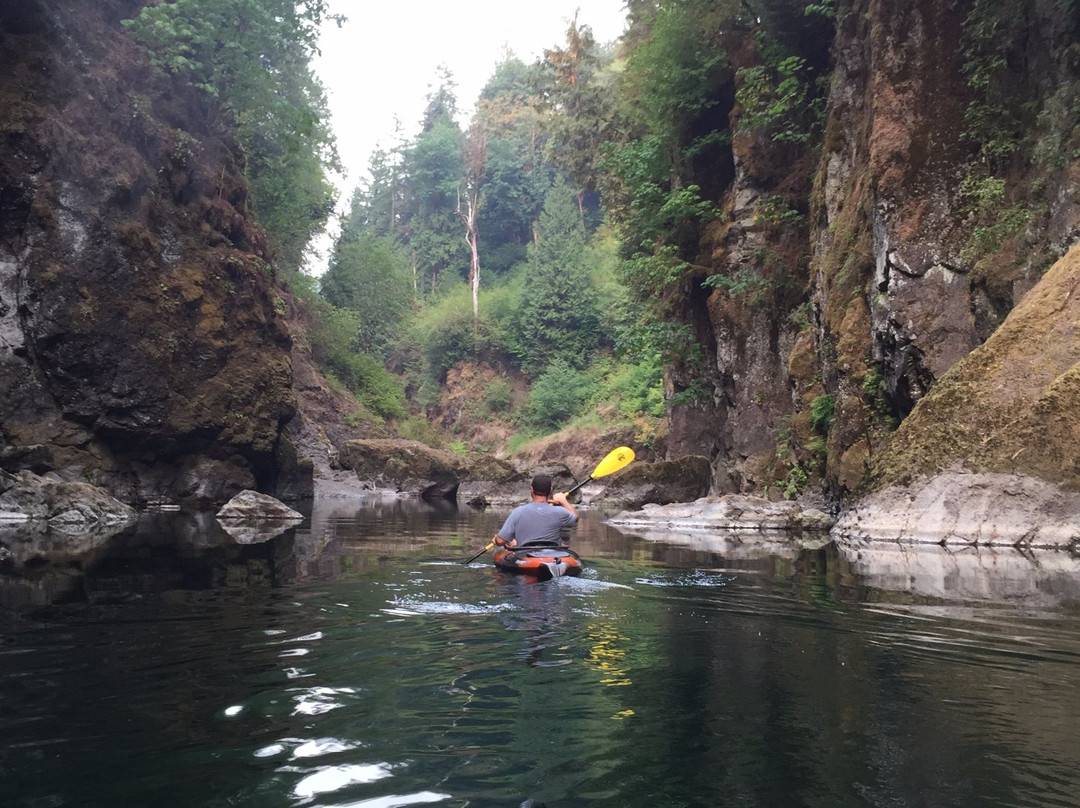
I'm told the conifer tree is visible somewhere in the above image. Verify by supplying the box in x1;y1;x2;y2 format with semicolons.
516;181;601;373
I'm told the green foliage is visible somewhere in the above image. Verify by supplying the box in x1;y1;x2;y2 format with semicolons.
307;303;407;420
736;53;822;144
396;416;445;446
597;354;666;419
755;194;806;226
516;182;602;373
779;462;810;499
803;0;835;17
960;0;1030;166
702;266;771;299
321;233;412;353
536;19;619;192
484;378;514;413
622;0;733;148
966;206;1035;261
124;0;339;276
526;360;597;427
959;175;1006;211
809;393;835;434
405;112;468;295
958;173;1037;262
410;288;485;380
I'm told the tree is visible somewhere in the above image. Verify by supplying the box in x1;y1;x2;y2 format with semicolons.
474;57;552;274
400;76;467;295
517;181;601;373
536;18;620;199
321;233;412;354
124;0;340;276
459;121;488;319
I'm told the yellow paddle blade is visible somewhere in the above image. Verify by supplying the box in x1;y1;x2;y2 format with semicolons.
591;446;635;479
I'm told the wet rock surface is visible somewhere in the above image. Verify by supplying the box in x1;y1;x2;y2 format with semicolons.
833;471;1080;548
217;490;303;521
606;494;835;537
581;455;712;509
0;469;137;525
338;439;519;502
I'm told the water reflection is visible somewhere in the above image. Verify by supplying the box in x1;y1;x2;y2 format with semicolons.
3;499;1080;808
6;498;1080;616
834;539;1080;608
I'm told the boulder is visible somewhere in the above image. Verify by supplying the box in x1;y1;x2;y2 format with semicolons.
833;471;1080;548
607;494;835;534
585;455;712;508
216;490;303;521
459;464;575;508
338;439;517;501
0;469;137;526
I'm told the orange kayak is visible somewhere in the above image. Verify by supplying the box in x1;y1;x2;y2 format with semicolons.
492;546;583;579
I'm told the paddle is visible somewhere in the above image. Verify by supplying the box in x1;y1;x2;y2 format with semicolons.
461;446;635;565
562;445;635;499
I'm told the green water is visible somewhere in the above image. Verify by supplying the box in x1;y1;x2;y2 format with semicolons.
3;499;1080;808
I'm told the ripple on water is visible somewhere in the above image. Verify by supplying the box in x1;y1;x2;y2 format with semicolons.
253;737;362;760
289;685;360;716
634;569;735;588
326;791;452;808
381;598;515;616
290;762;393;800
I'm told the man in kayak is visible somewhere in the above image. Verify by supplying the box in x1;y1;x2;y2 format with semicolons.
492;473;578;548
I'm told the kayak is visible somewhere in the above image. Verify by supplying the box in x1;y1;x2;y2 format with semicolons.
492;545;583;579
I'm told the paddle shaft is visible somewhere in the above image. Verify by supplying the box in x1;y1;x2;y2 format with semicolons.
563;475;593;499
463;541;494;565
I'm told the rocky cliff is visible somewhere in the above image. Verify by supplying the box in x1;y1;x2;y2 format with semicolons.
673;0;1080;505
0;0;303;505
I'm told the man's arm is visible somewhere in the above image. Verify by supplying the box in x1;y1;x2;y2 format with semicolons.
550;491;578;521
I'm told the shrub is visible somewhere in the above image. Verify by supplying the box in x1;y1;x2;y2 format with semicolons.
526;361;597;428
484;378;514;413
809;393;835;434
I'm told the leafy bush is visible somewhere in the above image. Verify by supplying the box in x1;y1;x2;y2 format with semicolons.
809;393;835;434
596;354;666;419
308;302;406;420
526;361;597;428
484;378;514;413
396;416;444;446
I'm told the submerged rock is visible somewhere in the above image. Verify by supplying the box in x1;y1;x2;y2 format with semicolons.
833;471;1080;548
217;490;303;521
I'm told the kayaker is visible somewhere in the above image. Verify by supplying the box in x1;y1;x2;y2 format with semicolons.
492;473;578;548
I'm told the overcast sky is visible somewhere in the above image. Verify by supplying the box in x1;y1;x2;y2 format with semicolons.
307;0;628;271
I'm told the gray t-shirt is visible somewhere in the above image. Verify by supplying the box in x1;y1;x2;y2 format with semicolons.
498;502;578;545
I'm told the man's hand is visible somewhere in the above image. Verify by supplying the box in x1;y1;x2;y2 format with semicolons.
550;492;570;507
493;535;516;548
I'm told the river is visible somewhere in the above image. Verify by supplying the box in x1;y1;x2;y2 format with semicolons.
3;497;1080;808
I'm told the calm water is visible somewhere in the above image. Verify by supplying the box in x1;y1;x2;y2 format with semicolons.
3;498;1080;808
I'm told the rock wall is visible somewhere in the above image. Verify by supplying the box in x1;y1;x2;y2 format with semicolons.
670;0;1080;504
0;0;302;505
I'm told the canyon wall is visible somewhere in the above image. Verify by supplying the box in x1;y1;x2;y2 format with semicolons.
0;0;304;505
674;0;1080;504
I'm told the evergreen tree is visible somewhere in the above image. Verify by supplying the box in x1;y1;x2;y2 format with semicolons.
401;78;467;295
321;233;412;354
517;181;601;373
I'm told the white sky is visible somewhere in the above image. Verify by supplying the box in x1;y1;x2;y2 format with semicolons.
307;0;628;272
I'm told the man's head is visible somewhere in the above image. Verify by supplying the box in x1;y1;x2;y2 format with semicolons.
530;474;552;498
